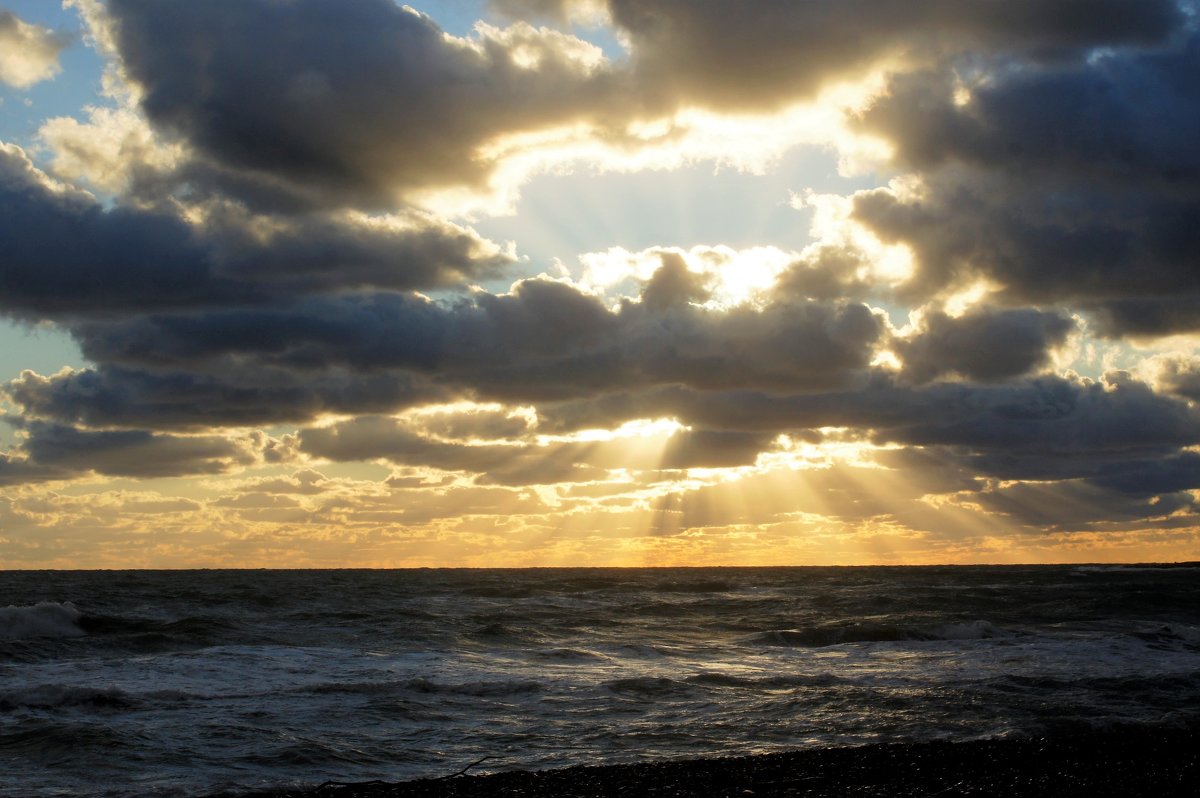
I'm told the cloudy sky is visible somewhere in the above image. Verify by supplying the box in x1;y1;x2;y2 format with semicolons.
2;0;1199;568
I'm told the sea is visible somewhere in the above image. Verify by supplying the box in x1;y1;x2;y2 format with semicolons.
2;566;1199;797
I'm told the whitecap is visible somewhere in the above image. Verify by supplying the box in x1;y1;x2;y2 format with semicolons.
0;602;85;640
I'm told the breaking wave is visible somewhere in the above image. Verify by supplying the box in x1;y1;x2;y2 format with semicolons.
0;602;85;640
399;678;543;697
745;619;1009;647
686;672;846;690
0;684;139;712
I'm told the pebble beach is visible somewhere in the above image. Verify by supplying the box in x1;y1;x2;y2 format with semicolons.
226;727;1199;797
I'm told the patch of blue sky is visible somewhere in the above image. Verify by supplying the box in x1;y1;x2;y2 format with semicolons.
472;145;885;282
0;2;106;151
0;319;86;384
0;319;85;449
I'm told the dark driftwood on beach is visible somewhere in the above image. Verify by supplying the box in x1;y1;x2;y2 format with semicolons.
226;727;1198;797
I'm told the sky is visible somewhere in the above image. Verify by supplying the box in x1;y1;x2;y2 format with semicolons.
2;1;1200;568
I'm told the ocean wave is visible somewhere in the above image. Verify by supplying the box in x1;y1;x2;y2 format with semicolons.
0;684;139;712
0;718;134;758
650;579;735;594
604;676;696;697
0;602;85;640
1131;624;1200;651
460;585;537;598
745;619;1010;647
1000;672;1200;694
1074;564;1200;574
468;621;547;643
532;647;609;662
400;678;543;697
686;672;846;690
612;643;673;658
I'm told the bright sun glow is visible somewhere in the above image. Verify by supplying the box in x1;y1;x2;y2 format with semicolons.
538;417;690;444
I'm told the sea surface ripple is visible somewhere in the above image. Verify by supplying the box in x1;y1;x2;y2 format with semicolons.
1;566;1198;796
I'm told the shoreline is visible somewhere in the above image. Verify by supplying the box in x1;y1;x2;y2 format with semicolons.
221;726;1199;797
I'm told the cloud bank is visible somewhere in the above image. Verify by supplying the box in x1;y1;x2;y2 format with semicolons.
2;0;1198;566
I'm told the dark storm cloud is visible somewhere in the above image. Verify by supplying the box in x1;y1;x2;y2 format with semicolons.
298;416;598;485
417;408;535;443
1150;356;1200;402
0;144;512;319
201;206;512;295
104;0;623;210
43;269;883;407
772;245;875;302
854;172;1200;316
973;479;1198;530
862;42;1200;183
299;415;771;484
0;144;246;316
882;374;1200;462
445;286;884;402
657;429;772;470
603;0;1180;110
6;420;255;480
1087;298;1200;339
855;29;1200;333
0;454;69;487
897;307;1075;384
535;372;1200;482
94;0;1183;210
640;252;712;311
6;365;443;431
72;293;453;371
1086;452;1200;497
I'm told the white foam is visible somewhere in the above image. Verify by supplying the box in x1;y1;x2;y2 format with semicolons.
0;601;85;639
932;620;1007;640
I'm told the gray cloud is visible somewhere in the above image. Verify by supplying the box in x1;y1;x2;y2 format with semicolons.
773;245;875;302
883;373;1200;465
1086;452;1200;497
104;0;623;210
897;307;1075;384
6;365;444;431
973;479;1198;531
534;372;1200;485
0;144;247;317
6;420;256;481
1149;355;1200;402
0;454;70;487
855;29;1200;334
640;252;712;311
862;36;1200;184
605;0;1181;110
855;172;1200;319
416;408;535;442
39;271;883;409
0;144;512;319
92;0;1185;212
299;414;772;484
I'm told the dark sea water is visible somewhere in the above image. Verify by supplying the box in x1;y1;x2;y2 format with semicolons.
2;566;1198;797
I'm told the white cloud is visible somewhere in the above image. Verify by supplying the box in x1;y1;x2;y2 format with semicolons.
0;11;70;89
